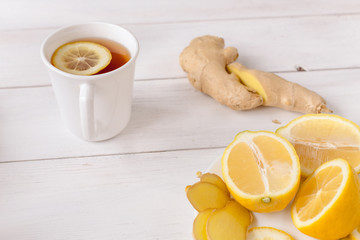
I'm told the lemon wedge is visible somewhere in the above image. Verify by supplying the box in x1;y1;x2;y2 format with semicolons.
291;158;360;239
51;41;112;75
276;113;360;177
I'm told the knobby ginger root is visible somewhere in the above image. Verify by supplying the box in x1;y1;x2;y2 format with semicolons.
227;63;332;113
179;35;332;113
179;35;263;110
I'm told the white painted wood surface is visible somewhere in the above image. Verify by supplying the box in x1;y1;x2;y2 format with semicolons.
0;149;223;240
2;69;360;162
1;0;359;30
1;1;360;239
2;14;360;88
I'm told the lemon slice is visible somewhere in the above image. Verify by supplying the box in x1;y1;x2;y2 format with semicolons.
247;227;295;240
291;158;360;239
51;41;112;75
276;114;360;177
350;227;360;240
221;131;300;213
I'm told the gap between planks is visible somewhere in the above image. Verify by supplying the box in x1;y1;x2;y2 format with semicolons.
1;66;360;90
0;146;226;165
124;11;360;26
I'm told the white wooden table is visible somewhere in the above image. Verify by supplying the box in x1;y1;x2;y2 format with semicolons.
1;1;360;239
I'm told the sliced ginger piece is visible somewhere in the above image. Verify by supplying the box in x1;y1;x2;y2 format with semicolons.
227;62;331;113
193;209;214;240
186;182;230;212
206;200;252;240
179;35;263;110
197;172;230;196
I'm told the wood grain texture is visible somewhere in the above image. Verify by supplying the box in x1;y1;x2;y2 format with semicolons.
1;69;359;162
0;148;223;240
1;14;360;88
0;0;359;30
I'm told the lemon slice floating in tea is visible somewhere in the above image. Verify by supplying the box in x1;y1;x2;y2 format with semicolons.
51;41;112;75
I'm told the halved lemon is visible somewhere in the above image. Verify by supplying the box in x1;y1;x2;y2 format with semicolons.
276;113;360;177
222;131;300;213
350;227;360;240
51;41;112;75
291;158;360;239
247;227;294;240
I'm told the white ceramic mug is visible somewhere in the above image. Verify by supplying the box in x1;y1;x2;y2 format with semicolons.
41;22;139;141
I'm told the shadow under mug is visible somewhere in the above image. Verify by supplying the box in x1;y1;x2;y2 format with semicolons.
40;22;139;141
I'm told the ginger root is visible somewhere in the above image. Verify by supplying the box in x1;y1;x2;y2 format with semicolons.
227;63;332;113
179;35;331;113
179;35;263;110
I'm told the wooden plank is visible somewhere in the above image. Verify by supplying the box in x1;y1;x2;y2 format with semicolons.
1;69;359;162
0;148;223;240
1;14;360;88
1;0;359;30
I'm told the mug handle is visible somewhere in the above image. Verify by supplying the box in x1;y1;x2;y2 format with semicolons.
79;83;95;140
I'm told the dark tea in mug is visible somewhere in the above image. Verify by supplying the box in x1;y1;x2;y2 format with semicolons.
77;38;131;74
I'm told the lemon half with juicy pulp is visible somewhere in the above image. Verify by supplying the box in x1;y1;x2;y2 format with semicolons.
51;41;112;75
222;131;301;213
276;113;360;177
247;227;295;240
291;158;360;239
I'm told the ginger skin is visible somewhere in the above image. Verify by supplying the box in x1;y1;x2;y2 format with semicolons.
180;35;331;113
227;63;332;113
179;36;263;110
